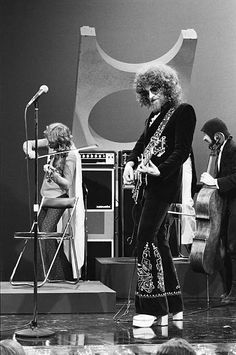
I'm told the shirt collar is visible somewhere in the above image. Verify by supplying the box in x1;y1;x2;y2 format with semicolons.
219;139;227;153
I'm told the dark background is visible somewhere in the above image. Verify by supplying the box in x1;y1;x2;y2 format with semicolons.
1;0;236;280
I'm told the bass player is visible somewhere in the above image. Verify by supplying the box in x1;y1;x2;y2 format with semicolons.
200;118;236;303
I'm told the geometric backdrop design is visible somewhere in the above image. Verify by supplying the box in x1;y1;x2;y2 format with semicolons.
72;26;197;151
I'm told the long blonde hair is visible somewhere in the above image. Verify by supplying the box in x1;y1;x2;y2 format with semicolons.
44;123;72;151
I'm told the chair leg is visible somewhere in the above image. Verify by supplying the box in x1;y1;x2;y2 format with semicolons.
70;239;80;282
38;239;47;279
10;240;30;286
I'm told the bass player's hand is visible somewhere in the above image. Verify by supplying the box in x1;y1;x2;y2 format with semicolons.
200;172;217;186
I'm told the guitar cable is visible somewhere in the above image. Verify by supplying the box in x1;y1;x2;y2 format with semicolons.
113;254;137;323
113;203;139;323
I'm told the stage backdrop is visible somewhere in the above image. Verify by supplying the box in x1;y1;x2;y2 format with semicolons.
1;0;236;280
72;26;197;151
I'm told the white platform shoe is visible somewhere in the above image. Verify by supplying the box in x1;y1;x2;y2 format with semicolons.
172;311;183;321
133;314;168;328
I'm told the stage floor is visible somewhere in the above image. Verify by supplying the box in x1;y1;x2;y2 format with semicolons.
1;281;116;314
1;298;236;354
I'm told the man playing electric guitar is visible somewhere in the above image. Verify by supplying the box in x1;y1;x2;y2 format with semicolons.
123;63;196;326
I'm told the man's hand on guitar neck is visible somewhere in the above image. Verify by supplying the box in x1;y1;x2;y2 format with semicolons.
137;160;161;177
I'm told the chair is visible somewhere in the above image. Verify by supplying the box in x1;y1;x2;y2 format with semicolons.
10;197;80;287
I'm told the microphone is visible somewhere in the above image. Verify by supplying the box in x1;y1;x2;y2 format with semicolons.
26;85;49;107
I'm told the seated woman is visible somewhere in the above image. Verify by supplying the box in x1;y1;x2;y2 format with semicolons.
23;122;85;281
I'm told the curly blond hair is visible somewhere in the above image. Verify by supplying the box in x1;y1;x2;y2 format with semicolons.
134;63;183;108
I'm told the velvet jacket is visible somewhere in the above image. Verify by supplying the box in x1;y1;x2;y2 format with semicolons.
217;137;236;199
127;102;196;203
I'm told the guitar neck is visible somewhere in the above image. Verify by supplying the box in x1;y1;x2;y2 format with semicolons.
141;108;174;167
143;149;152;165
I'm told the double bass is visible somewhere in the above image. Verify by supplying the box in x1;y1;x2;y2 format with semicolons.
190;135;224;275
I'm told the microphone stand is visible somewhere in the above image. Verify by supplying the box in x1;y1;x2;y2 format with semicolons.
15;99;55;339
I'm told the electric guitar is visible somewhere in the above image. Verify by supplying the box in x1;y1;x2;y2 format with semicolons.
132;136;166;203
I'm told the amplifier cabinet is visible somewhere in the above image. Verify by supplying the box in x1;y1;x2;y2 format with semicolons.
117;150;137;257
82;166;115;256
82;168;115;212
81;155;116;279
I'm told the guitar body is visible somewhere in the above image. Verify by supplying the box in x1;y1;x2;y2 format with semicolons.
132;170;146;204
190;186;224;274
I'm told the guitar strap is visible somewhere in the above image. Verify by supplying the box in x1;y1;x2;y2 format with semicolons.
143;107;175;162
131;107;175;204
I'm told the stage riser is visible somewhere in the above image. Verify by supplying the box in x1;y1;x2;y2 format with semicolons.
1;281;116;314
95;258;224;299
